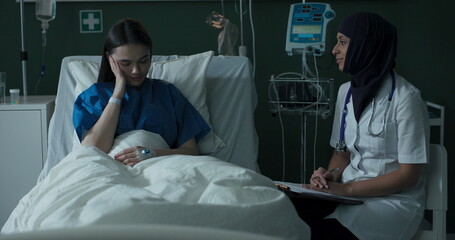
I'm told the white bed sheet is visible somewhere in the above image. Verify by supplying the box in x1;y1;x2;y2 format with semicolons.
39;55;259;181
2;132;309;239
0;224;283;240
3;55;313;239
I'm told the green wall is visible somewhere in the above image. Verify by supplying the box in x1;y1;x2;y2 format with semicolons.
1;0;454;233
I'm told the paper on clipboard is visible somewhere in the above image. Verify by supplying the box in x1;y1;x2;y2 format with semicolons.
275;181;364;205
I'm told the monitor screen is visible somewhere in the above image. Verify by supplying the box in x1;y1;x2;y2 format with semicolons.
292;25;321;35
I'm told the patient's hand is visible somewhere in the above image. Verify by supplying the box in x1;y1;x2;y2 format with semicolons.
108;54;126;98
114;146;153;167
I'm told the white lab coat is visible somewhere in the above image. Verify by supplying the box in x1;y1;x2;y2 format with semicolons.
327;73;430;240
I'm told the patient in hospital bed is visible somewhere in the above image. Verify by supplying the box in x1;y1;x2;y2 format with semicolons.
1;18;310;239
74;18;210;165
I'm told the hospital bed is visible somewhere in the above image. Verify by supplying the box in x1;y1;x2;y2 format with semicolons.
0;52;310;239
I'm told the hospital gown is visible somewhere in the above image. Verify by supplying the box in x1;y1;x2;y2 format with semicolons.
73;78;210;148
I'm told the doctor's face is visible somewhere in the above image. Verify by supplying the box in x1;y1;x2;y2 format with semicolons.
332;33;350;72
110;43;151;87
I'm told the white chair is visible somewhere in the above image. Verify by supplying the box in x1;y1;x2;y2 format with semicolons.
413;144;448;240
426;101;445;145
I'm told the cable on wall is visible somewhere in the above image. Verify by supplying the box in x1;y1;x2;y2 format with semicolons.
268;72;305;181
248;0;256;78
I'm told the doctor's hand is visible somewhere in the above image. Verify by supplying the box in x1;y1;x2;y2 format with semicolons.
107;54;127;98
307;181;352;197
310;167;336;189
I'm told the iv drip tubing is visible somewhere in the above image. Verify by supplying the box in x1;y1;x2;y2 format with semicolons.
270;75;287;181
35;40;46;94
312;54;320;175
301;53;316;78
301;114;307;183
249;0;256;78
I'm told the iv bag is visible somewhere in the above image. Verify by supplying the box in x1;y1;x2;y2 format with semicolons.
217;20;239;56
206;12;239;56
36;0;56;22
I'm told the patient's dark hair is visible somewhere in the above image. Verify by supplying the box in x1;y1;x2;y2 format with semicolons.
98;18;153;82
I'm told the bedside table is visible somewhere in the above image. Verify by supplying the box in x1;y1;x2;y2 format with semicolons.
0;95;55;227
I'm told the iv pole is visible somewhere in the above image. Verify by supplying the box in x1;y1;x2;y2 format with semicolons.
20;0;28;96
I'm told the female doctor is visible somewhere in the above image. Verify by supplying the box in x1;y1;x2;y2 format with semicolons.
295;12;430;240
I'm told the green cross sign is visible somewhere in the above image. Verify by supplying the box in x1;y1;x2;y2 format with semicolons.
80;10;103;33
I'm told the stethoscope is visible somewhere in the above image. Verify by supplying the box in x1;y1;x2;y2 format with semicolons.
336;71;396;154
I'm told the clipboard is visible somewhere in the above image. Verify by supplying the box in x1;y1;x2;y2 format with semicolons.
275;181;364;205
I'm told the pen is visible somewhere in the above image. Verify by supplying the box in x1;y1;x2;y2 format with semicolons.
275;183;290;191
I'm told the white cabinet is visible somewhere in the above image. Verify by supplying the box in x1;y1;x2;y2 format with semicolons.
0;96;55;227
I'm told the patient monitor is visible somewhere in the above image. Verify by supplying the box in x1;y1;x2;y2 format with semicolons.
271;2;335;183
285;2;335;56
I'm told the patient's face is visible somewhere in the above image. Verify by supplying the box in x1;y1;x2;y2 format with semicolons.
110;44;151;87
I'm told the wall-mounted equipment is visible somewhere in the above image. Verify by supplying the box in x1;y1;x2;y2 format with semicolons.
285;3;335;56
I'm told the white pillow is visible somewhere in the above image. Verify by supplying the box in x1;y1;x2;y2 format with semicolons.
69;60;100;152
148;51;225;154
69;60;99;97
68;51;225;154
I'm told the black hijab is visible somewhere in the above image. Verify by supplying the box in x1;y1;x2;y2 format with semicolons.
338;12;398;121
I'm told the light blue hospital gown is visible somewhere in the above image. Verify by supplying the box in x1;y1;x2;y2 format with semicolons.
73;78;210;148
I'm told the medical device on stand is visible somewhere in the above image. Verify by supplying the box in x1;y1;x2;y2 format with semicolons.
35;0;56;93
18;0;56;96
36;0;56;46
269;2;335;183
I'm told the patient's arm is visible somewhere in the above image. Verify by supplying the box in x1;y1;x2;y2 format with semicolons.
114;138;199;166
81;55;126;153
81;101;121;153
